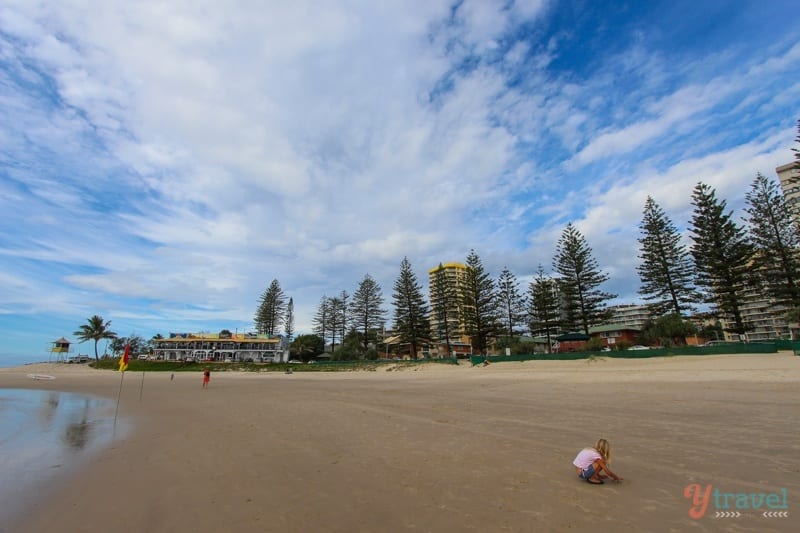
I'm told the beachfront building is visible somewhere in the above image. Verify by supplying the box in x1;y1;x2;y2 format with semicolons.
719;287;793;342
606;304;652;329
428;262;473;357
554;332;590;353
588;324;641;349
777;161;799;225
529;336;554;353
710;163;798;341
152;332;285;362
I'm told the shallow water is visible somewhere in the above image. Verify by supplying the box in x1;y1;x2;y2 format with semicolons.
0;355;50;369
0;389;121;527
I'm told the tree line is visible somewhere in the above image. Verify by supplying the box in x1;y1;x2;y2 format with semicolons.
75;122;799;361
277;121;800;358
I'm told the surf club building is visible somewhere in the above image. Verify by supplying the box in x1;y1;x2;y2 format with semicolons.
152;331;285;362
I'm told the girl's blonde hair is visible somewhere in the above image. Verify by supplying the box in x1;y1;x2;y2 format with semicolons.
594;438;611;462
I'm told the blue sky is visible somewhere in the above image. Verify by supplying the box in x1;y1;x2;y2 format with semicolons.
1;0;798;363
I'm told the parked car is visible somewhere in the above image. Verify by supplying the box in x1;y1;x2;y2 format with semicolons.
700;340;736;347
628;345;650;350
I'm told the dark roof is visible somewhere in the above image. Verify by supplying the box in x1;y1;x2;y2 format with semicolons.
556;332;591;341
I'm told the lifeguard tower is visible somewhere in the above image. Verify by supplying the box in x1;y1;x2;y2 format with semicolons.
49;337;72;363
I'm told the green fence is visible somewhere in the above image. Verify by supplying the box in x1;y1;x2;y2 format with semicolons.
772;339;800;353
469;342;790;366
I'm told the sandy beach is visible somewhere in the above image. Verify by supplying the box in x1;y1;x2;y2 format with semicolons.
1;354;797;532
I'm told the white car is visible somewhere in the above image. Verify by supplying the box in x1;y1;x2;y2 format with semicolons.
628;345;649;350
700;340;734;347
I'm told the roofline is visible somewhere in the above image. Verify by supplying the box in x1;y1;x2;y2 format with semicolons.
428;262;467;274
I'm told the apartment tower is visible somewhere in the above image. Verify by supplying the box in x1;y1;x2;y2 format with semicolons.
428;262;472;356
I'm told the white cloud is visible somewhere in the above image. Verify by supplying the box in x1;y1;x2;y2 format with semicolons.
1;1;798;356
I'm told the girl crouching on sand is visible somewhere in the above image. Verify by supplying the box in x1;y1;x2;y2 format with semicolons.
573;438;623;484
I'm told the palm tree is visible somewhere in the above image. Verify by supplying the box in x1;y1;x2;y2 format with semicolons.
73;315;118;362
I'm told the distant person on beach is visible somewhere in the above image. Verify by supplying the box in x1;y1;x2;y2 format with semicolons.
202;368;211;388
572;438;623;484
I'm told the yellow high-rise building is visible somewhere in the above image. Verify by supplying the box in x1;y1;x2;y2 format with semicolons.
428;262;473;356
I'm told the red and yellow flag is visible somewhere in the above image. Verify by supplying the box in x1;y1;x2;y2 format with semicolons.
119;343;130;372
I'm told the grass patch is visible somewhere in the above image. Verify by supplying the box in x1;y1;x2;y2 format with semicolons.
90;359;406;372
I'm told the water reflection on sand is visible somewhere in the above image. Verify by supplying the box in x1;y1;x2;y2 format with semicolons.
0;389;121;526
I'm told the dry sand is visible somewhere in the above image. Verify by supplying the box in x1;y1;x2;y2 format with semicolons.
1;354;798;532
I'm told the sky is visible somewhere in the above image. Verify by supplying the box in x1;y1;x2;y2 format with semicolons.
1;0;799;363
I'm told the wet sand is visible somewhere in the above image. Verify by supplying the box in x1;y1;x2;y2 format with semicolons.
1;354;797;532
0;388;120;529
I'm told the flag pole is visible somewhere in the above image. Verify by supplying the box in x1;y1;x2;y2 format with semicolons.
113;370;125;437
113;343;131;437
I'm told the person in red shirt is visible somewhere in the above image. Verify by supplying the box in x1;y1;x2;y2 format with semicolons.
202;368;211;388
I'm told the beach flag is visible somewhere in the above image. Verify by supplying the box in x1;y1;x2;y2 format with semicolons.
119;343;130;372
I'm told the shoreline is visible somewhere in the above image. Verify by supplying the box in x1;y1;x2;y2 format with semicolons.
0;388;125;530
1;354;797;532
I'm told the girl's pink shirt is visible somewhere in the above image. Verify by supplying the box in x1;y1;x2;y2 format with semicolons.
573;448;602;469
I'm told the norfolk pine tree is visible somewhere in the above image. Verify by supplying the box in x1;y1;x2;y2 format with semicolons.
791;118;800;183
337;290;350;350
553;223;616;334
255;279;286;336
327;295;345;352
392;257;431;359
528;265;560;353
461;250;499;355
284;297;295;340
350;274;387;350
744;173;800;311
497;266;526;340
431;263;458;357
688;183;754;335
637;196;700;316
312;296;330;347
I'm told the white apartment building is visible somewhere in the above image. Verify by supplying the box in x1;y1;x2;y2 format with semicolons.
776;161;799;221
606;303;652;329
717;161;798;340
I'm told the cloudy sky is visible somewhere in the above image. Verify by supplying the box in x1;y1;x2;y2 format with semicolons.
1;0;798;362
